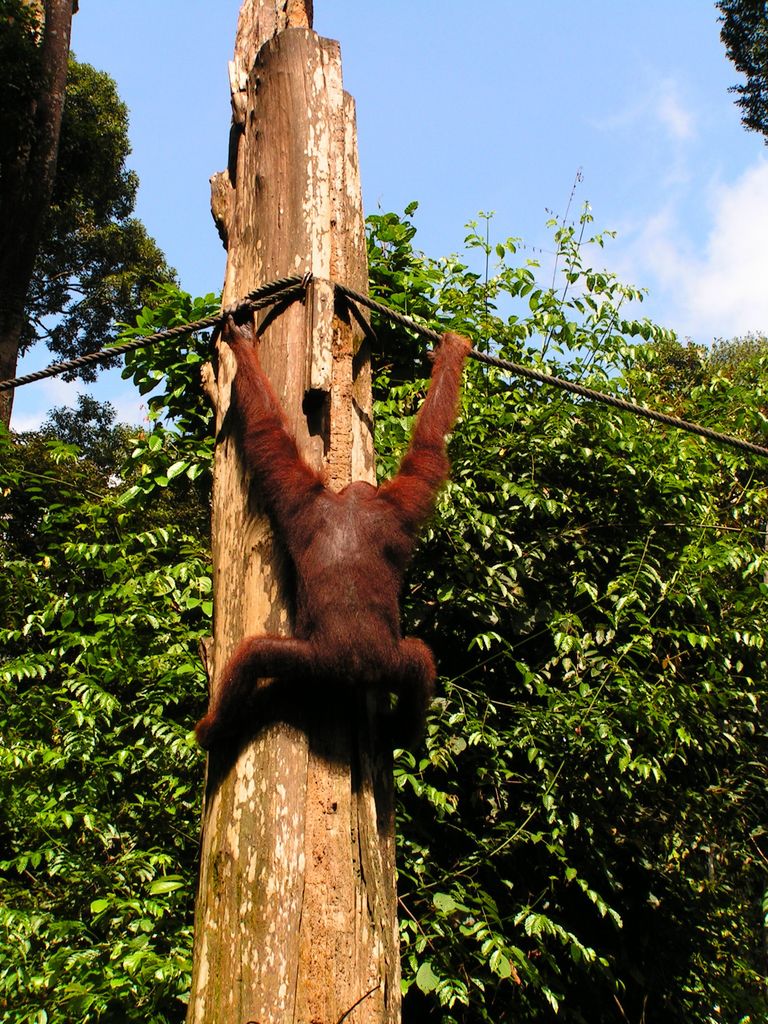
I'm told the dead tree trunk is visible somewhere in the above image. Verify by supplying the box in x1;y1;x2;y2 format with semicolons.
186;4;401;1022
0;0;75;428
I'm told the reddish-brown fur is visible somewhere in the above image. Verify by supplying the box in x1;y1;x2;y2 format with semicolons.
195;318;471;750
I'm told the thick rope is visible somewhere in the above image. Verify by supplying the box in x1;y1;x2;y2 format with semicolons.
335;283;768;461
2;271;767;461
0;275;307;394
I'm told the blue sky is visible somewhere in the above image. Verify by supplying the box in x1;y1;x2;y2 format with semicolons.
11;0;768;429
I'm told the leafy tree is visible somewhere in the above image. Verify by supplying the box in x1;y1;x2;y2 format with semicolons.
0;0;75;426
0;291;217;1023
0;0;172;426
717;0;768;141
29;57;174;372
710;331;768;387
367;206;768;1022
0;436;206;1022
42;394;129;471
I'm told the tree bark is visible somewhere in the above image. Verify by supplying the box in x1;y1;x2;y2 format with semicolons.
0;0;75;427
187;4;400;1023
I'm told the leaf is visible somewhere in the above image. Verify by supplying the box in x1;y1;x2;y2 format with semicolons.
489;949;513;978
415;961;439;994
433;892;458;913
166;460;190;480
148;877;184;895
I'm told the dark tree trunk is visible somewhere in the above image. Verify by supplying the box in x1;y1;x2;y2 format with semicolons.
0;0;75;427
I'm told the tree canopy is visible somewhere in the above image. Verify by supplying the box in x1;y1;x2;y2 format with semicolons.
25;55;174;371
717;0;768;141
0;0;171;425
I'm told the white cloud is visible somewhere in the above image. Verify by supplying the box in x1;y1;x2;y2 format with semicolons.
9;362;148;432
591;77;696;189
656;81;695;142
617;159;768;342
10;410;47;432
593;77;696;144
685;161;768;336
10;376;80;432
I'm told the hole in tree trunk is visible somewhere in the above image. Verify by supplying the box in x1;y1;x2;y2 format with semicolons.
303;387;330;452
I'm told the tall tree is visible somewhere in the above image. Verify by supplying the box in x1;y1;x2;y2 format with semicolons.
0;0;76;426
0;1;172;428
717;0;768;141
29;58;173;380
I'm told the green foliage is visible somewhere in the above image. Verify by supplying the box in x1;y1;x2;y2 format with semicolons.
0;0;41;151
717;0;768;142
0;287;216;1021
368;206;768;1022
120;284;219;445
42;394;131;472
18;52;174;368
116;286;220;539
2;211;767;1023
